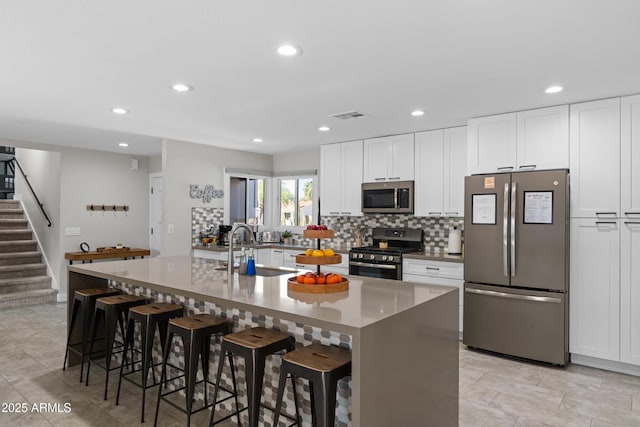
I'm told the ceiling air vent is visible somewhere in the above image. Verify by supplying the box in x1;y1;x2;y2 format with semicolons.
330;110;368;120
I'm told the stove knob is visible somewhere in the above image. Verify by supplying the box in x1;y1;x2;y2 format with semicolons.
381;255;388;261
358;253;364;259
369;254;376;260
387;255;394;262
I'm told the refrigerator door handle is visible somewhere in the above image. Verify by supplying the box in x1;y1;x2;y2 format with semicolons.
503;182;509;277
465;287;562;304
510;181;517;277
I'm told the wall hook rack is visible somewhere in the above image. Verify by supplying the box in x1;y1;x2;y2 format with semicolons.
86;204;129;212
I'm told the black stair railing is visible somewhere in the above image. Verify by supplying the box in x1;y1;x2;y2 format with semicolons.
7;158;52;227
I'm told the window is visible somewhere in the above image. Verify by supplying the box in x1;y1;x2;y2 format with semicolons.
229;176;265;226
279;177;314;226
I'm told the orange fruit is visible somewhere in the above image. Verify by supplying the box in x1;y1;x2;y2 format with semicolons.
315;273;326;284
303;276;316;284
326;274;339;284
334;273;342;282
296;275;305;284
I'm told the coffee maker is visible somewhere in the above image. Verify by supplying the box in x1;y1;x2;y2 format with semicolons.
217;225;233;246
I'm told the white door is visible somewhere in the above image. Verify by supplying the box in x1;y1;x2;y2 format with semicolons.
569;218;620;361
149;173;162;256
621;220;640;365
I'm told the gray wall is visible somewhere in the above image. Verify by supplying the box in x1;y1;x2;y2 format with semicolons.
160;139;272;256
273;147;320;172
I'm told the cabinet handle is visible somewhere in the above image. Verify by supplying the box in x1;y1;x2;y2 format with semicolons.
624;221;640;224
596;212;617;216
342;211;351;215
595;221;617;225
273;250;282;253
445;211;459;216
329;211;340;214
624;211;640;215
497;166;514;171
428;211;442;215
426;267;440;271
388;177;401;180
518;164;536;169
374;177;386;181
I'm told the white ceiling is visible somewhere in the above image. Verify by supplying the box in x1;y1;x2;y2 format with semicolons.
1;0;639;157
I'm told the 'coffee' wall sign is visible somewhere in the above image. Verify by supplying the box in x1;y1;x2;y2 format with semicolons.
189;185;224;203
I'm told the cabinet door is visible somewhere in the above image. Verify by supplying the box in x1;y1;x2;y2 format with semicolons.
341;140;363;216
320;143;343;216
388;133;415;181
414;130;444;216
621;221;640;365
270;249;285;267
443;126;467;217
363;137;390;182
621;94;640;218
516;105;569;170
570;98;621;218
467;113;517;174
569;218;620;361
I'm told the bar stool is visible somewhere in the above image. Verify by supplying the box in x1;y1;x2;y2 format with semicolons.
115;302;184;423
85;294;148;400
63;287;121;382
273;342;352;427
209;327;296;427
153;314;238;427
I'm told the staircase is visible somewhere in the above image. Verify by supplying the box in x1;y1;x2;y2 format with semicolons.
0;200;57;308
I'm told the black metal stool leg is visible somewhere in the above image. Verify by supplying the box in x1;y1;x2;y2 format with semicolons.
140;317;154;423
62;298;81;371
209;343;228;426
116;318;135;406
84;305;103;387
272;365;291;427
154;330;174;427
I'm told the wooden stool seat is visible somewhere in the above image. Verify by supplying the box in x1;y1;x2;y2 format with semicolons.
129;302;183;316
222;326;291;349
154;314;235;427
273;343;352;427
97;294;147;306
63;287;121;382
282;342;352;373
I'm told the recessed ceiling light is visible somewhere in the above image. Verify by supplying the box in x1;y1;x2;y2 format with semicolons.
411;110;425;117
118;142;129;147
111;107;129;114
252;138;263;143
318;126;330;132
277;44;302;57
172;83;193;92
545;86;564;94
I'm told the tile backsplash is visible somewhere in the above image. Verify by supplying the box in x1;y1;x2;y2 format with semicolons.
191;207;224;246
321;214;463;253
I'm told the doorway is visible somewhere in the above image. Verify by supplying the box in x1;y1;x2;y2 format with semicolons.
149;173;162;256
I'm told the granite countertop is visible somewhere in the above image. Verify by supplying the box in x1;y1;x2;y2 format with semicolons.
68;255;456;332
193;244;463;262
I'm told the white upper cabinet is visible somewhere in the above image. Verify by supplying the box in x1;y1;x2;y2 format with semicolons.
363;134;414;182
320;140;363;216
467;112;517;174
570;98;621;218
621;94;640;217
516;105;569;171
415;127;466;217
467;106;569;175
443;127;467;217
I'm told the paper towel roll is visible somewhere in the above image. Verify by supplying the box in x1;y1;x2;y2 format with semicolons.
447;228;462;254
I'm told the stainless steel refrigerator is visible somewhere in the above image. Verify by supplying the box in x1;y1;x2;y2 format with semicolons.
463;169;569;365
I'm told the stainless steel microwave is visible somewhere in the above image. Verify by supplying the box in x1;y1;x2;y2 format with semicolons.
362;180;414;214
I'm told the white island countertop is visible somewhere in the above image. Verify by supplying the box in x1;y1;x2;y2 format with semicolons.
68;255;455;333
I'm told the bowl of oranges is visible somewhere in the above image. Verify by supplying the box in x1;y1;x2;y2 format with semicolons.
287;272;348;293
295;248;341;265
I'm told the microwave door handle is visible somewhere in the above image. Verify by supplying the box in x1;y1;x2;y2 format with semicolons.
503;182;509;277
510;181;517;277
394;188;398;209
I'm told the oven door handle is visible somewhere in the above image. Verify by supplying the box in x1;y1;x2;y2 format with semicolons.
349;261;398;270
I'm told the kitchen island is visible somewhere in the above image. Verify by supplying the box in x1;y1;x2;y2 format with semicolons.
68;256;459;427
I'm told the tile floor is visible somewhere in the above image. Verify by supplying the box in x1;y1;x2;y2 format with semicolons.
0;303;639;426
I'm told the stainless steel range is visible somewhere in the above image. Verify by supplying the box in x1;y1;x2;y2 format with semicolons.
349;228;424;280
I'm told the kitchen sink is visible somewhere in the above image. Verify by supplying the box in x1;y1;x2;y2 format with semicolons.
213;265;295;277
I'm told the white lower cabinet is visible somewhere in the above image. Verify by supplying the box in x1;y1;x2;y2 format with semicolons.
571;218;640;368
283;249;314;270
621;220;640;365
193;249;232;261
403;259;464;333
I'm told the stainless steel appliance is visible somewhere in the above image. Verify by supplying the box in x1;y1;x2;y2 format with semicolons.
362;181;414;214
463;169;569;365
217;225;233;246
260;231;281;243
349;227;423;280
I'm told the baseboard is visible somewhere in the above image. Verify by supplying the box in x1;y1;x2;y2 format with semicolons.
571;353;640;376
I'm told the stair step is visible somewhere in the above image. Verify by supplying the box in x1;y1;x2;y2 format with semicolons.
0;263;47;280
0;251;42;266
0;200;22;209
0;219;29;229
0;209;24;219
0;275;52;294
0;240;38;253
0;288;58;309
0;229;32;241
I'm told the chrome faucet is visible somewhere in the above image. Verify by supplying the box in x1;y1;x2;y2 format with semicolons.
227;223;257;277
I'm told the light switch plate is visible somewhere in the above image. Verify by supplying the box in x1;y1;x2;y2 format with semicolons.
168;224;175;234
65;227;81;236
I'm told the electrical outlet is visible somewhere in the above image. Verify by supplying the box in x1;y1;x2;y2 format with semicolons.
168;224;175;234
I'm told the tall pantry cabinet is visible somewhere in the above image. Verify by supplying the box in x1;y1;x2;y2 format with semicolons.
569;95;640;369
